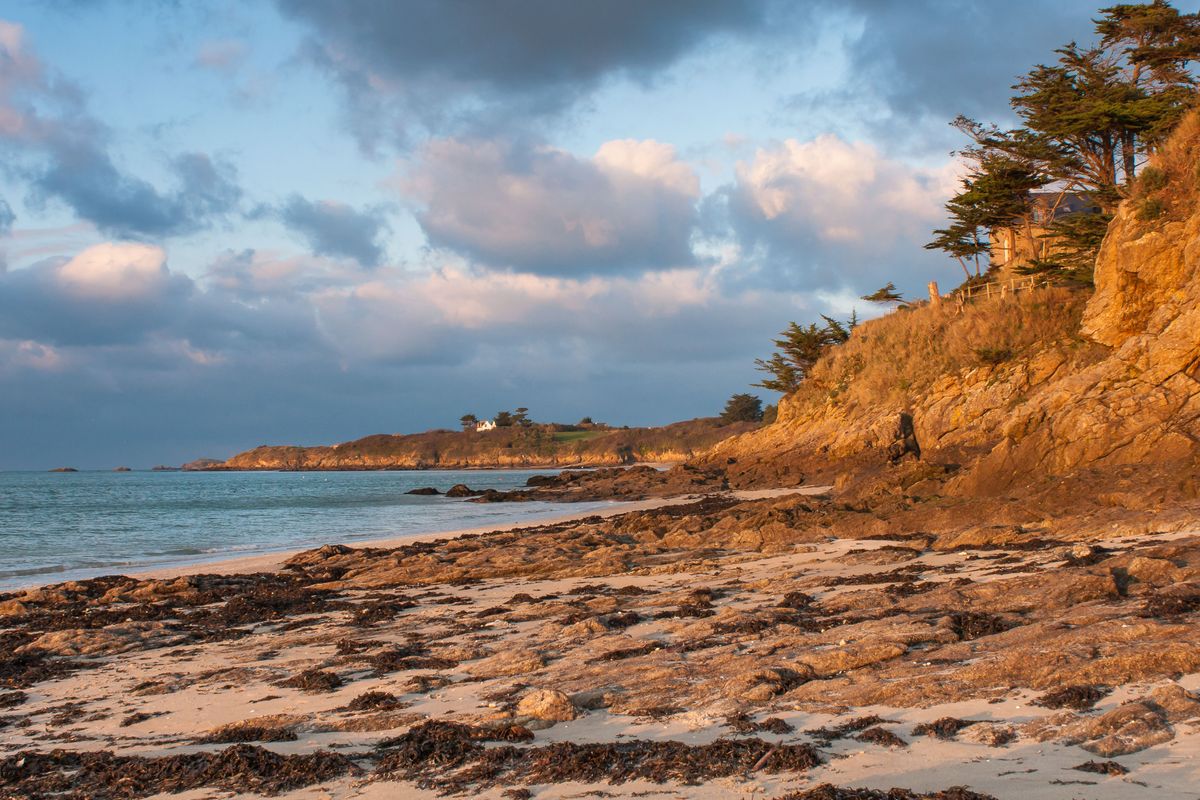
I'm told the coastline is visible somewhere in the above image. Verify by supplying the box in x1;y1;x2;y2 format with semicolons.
16;487;814;590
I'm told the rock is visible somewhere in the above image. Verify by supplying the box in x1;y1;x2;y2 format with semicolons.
0;600;28;618
1061;701;1174;756
1147;684;1200;721
722;666;812;702
885;413;921;464
49;467;78;472
21;622;180;656
467;648;546;679
516;689;577;722
113;466;132;472
446;484;483;498
798;642;908;676
405;487;441;496
182;458;224;471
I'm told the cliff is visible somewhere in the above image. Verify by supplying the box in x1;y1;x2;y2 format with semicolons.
706;110;1200;497
211;418;757;471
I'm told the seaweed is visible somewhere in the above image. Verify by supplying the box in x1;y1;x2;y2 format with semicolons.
0;745;359;799
911;718;980;740
1033;684;1110;711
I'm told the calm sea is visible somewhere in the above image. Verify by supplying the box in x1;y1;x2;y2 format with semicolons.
0;469;613;590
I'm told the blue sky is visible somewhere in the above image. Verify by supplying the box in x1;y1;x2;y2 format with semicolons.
0;0;1180;468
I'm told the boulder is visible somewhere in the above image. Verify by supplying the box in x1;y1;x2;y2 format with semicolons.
516;689;577;722
405;487;441;496
446;484;483;498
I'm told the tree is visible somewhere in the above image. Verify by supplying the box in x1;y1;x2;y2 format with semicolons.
721;393;764;424
459;413;478;431
494;410;515;427
934;4;1200;283
762;404;778;425
753;315;855;395
861;283;906;304
513;407;532;427
578;416;594;426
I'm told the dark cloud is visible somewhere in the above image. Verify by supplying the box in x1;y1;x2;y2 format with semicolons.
403;137;700;275
277;0;779;148
839;0;1100;125
0;21;241;238
278;195;389;267
31;149;241;239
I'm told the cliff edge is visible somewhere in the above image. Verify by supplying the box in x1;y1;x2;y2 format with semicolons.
706;110;1200;498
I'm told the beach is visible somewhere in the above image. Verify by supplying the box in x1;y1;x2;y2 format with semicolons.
4;480;1200;799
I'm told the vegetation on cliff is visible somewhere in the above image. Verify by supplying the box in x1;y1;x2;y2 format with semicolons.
929;1;1200;283
214;417;759;471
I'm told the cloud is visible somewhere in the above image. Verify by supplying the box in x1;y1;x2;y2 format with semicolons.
56;241;169;301
835;0;1097;126
0;196;13;235
0;242;193;346
723;133;962;290
278;195;389;267
276;0;778;148
0;20;241;238
402;137;700;275
194;38;249;73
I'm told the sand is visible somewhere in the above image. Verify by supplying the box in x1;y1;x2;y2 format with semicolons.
4;485;1200;799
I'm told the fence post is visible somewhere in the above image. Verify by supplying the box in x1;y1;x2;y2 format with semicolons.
928;281;941;309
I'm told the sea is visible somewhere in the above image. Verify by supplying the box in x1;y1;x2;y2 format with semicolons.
0;469;615;591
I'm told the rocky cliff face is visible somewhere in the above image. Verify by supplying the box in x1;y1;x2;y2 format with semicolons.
708;111;1200;495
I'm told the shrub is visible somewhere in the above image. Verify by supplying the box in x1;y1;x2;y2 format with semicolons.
974;347;1013;365
1138;196;1166;221
1139;165;1169;193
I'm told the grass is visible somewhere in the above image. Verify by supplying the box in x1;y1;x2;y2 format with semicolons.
1130;108;1200;224
784;285;1097;418
552;430;609;443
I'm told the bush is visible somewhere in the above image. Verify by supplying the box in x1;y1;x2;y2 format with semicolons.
1139;165;1169;192
974;347;1013;365
1138;197;1166;221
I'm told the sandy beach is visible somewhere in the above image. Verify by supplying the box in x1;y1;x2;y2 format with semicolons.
4;481;1200;799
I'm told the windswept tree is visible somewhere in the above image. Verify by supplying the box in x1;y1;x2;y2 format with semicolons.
459;413;478;431
720;393;764;424
754;315;855;395
861;283;907;304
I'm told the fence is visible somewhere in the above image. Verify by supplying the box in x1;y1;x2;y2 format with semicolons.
951;275;1052;303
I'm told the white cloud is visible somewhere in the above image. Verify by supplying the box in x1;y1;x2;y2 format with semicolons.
401;137;700;274
735;134;960;248
56;242;169;301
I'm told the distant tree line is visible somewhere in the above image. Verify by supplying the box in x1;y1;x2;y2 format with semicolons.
927;1;1200;284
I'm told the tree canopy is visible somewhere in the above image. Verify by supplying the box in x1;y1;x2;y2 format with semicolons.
927;1;1200;284
720;393;764;424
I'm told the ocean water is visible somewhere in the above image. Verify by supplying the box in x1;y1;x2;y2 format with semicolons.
0;469;614;590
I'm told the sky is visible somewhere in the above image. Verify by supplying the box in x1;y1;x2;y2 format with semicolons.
0;0;1173;469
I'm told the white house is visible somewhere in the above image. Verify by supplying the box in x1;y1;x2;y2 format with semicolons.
476;419;497;432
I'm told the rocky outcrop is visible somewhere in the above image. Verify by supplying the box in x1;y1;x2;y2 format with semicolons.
706;111;1200;497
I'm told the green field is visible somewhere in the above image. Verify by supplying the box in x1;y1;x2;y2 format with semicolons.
551;430;610;443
